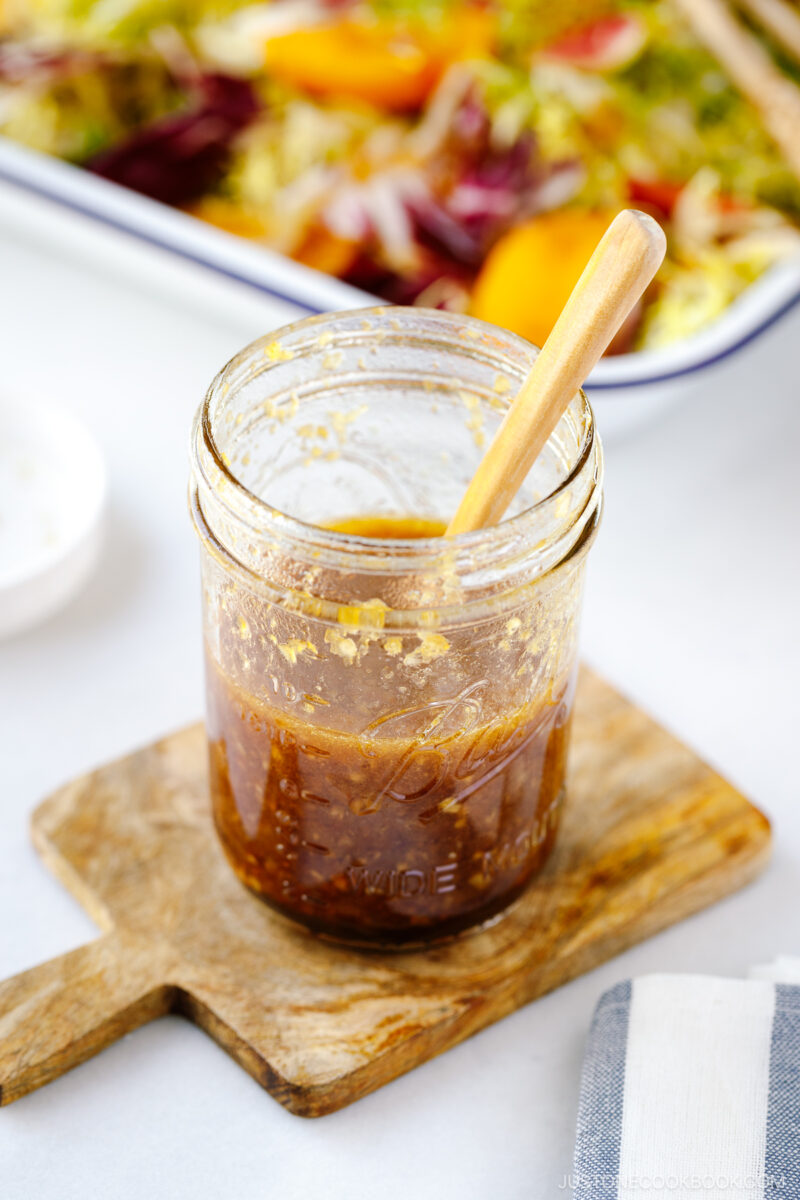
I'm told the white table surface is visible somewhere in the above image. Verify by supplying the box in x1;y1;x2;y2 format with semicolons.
0;185;798;1200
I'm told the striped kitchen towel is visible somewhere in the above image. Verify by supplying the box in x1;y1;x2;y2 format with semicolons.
571;960;800;1200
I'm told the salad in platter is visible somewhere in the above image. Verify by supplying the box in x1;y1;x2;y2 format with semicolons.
2;0;800;352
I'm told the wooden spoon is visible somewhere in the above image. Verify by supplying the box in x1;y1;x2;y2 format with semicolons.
736;0;800;66
446;209;666;536
672;0;800;184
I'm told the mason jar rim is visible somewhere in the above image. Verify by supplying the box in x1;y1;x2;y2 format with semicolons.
190;306;602;600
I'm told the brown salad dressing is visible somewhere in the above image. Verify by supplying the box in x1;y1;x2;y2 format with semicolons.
207;515;573;947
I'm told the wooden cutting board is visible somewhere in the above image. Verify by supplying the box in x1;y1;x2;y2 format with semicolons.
0;668;770;1115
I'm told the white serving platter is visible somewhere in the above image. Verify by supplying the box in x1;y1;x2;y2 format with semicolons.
2;135;799;437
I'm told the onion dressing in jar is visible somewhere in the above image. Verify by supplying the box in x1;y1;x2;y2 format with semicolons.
191;307;602;947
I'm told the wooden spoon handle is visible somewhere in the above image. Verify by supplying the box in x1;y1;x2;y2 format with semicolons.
674;0;800;182
737;0;800;65
447;210;665;535
0;931;171;1106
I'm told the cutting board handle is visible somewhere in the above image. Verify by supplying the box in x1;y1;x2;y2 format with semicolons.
0;930;173;1106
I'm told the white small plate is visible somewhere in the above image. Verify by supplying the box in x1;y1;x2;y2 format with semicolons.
0;395;106;638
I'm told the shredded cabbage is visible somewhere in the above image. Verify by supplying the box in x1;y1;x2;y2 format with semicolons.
3;0;800;348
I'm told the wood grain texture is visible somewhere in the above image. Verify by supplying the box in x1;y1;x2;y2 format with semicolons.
0;668;771;1115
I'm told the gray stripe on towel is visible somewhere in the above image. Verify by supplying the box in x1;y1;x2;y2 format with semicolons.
573;979;632;1200
764;983;800;1198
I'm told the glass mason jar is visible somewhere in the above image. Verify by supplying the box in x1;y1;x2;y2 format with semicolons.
190;307;602;948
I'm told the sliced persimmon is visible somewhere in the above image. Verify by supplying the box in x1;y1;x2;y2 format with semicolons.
187;197;269;238
471;209;621;348
264;10;495;112
293;225;359;276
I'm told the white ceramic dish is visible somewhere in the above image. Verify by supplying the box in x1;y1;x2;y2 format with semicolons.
0;393;106;638
2;135;800;437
